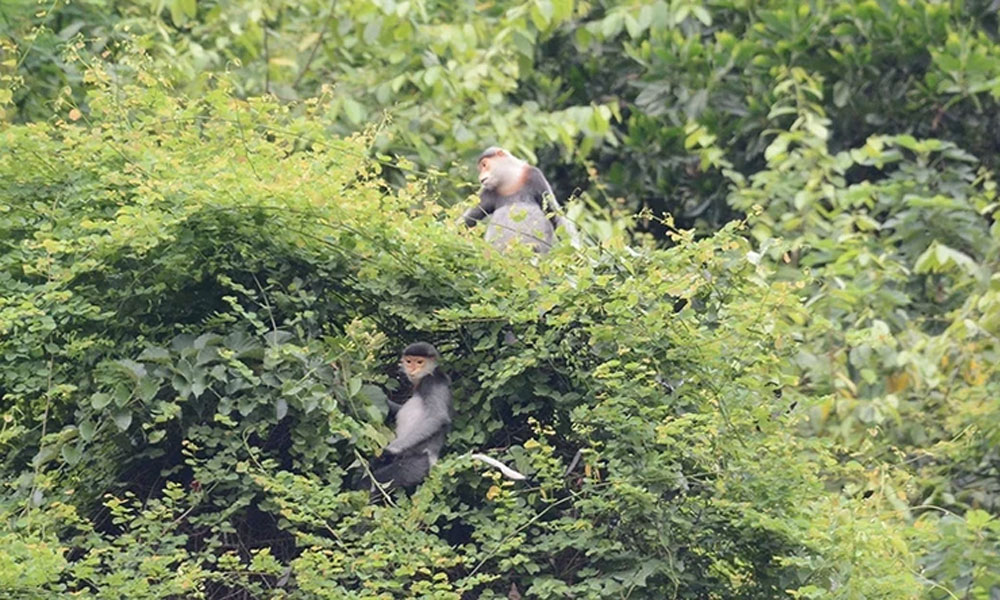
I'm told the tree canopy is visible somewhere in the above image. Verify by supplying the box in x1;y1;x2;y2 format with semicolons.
1;0;999;598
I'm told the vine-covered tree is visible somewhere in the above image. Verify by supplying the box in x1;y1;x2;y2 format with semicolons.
0;67;920;598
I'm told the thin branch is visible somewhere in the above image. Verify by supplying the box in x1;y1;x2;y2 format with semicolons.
233;106;262;181
294;0;338;90
357;448;396;507
262;19;270;95
251;273;278;335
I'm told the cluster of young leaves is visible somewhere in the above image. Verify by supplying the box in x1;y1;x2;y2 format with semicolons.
0;68;919;598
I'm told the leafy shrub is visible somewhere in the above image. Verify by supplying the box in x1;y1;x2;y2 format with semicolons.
725;69;1000;599
0;68;920;598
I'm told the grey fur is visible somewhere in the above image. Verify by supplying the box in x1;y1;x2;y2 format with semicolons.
372;349;453;491
464;151;577;253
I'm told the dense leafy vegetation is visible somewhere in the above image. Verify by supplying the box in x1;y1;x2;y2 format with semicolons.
5;0;1000;228
1;0;999;598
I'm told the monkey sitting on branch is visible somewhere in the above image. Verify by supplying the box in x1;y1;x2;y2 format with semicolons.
462;147;579;254
366;342;525;495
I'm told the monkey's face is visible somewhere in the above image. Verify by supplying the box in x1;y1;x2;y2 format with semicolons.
401;354;435;384
478;156;499;190
478;149;516;191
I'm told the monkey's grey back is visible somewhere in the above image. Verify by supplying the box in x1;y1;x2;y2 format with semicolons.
485;199;554;253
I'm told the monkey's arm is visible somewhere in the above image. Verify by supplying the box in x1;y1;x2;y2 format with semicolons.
462;193;496;226
386;398;403;416
529;167;580;244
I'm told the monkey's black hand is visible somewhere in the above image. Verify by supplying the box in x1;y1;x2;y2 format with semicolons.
370;451;394;470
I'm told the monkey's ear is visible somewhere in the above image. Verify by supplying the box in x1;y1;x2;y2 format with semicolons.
495;149;506;157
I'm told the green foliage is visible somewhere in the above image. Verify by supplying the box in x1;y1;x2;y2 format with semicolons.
0;70;918;598
0;499;73;594
914;509;1000;600
725;71;1000;599
1;0;618;180
727;69;1000;460
7;0;1000;232
4;1;1000;597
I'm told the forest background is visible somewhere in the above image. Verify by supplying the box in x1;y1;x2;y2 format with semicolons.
1;0;999;598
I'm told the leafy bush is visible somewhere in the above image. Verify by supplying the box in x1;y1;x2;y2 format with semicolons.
0;68;919;598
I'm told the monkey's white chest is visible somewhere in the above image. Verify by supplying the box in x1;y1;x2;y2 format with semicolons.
394;396;425;441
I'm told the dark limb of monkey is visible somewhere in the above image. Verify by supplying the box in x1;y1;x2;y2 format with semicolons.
372;452;432;490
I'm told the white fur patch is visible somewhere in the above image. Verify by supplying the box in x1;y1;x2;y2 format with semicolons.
394;395;425;442
470;453;527;480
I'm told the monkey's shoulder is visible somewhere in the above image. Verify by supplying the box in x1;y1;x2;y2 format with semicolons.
487;189;549;210
417;368;450;386
414;370;451;400
493;197;548;213
525;165;555;194
524;165;551;185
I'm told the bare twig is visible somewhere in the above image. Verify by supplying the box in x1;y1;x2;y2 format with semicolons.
294;0;338;90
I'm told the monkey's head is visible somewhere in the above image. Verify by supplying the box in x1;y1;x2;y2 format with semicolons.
477;147;524;192
400;341;439;384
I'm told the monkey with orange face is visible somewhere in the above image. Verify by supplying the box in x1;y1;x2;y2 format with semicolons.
463;147;578;253
369;342;453;491
367;342;526;493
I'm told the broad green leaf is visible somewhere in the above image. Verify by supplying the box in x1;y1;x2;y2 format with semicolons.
348;376;363;398
61;443;82;465
116;359;146;379
79;420;96;441
343;98;364;124
112;409;133;431
91;393;111;409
